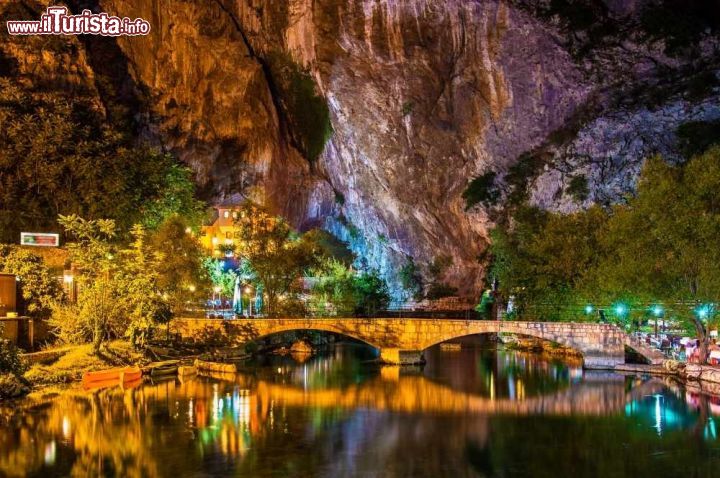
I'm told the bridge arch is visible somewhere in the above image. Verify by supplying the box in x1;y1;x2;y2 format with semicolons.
248;325;384;351
420;329;585;358
172;318;645;368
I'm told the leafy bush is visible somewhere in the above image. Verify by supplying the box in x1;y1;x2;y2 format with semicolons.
267;52;333;162
566;175;590;202
399;259;423;300
0;245;64;317
463;172;500;210
676;120;720;159
352;271;390;316
426;282;459;300
0;79;202;242
0;336;27;377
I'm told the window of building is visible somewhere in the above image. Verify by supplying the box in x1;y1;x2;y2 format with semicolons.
223;211;230;218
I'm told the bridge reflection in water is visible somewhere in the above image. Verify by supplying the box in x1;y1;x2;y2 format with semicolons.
0;348;714;478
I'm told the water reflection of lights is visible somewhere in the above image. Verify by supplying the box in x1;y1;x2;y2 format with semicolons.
61;416;71;440
625;393;687;436
654;394;663;435
43;441;56;466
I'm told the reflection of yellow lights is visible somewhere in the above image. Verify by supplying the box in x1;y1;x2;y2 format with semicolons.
517;379;525;401
44;441;56;465
490;372;495;400
62;416;71;439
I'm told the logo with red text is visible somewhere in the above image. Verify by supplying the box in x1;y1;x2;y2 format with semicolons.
7;6;150;36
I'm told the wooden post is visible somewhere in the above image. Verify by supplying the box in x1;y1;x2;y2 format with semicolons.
28;318;34;351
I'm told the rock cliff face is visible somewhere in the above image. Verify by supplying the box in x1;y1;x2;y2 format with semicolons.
104;0;591;300
2;0;718;301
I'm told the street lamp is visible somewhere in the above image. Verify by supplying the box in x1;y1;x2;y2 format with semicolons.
651;305;663;337
584;304;594;315
243;285;254;316
213;286;221;311
696;304;711;320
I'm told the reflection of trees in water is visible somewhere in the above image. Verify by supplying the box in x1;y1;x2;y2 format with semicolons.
423;347;584;399
0;356;718;478
0;389;161;477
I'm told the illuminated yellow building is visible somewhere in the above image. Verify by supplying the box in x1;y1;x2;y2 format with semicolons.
200;204;240;256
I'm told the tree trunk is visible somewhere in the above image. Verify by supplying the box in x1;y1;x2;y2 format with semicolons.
691;316;709;364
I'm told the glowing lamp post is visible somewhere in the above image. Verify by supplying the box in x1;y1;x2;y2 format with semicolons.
613;303;630;329
213;286;222;311
652;305;663;337
584;304;594;315
244;285;254;316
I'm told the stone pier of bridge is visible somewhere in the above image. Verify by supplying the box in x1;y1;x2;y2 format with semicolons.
172;318;648;368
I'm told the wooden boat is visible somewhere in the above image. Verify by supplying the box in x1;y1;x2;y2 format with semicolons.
196;370;239;383
143;360;180;377
82;366;142;384
177;365;197;376
194;358;237;374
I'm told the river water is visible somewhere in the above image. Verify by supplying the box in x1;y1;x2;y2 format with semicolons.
1;344;719;477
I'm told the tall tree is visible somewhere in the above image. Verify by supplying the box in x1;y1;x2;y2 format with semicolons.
234;203;319;315
0;79;204;242
150;215;209;314
597;150;720;360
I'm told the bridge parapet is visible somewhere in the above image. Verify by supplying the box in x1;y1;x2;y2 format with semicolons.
173;318;633;368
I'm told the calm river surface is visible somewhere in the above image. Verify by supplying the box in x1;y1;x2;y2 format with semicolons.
1;344;720;477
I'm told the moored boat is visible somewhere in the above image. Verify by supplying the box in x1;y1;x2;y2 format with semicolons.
178;365;197;376
194;359;237;374
82;366;142;384
143;360;180;377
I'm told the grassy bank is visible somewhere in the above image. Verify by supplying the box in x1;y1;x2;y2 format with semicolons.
24;341;145;386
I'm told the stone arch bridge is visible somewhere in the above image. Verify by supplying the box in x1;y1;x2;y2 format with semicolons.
173;318;663;368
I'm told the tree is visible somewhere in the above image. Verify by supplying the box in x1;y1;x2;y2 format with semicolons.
489;205;608;321
309;259;357;315
0;79;205;242
150;216;209;314
57;215;118;352
140;163;207;230
234;203;319;315
115;225;172;348
351;270;391;316
597;150;720;361
0;245;64;317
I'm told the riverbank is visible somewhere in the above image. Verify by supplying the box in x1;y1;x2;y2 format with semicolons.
23;341;146;386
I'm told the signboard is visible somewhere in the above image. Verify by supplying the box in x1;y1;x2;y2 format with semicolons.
20;232;59;247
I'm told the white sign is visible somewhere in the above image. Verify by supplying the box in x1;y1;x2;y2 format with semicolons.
20;232;59;247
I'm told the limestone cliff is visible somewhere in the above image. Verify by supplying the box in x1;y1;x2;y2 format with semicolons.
2;0;718;302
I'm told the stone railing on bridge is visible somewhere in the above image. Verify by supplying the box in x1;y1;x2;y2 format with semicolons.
172;317;654;368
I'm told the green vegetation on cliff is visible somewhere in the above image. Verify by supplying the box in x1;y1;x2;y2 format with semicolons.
267;52;333;162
